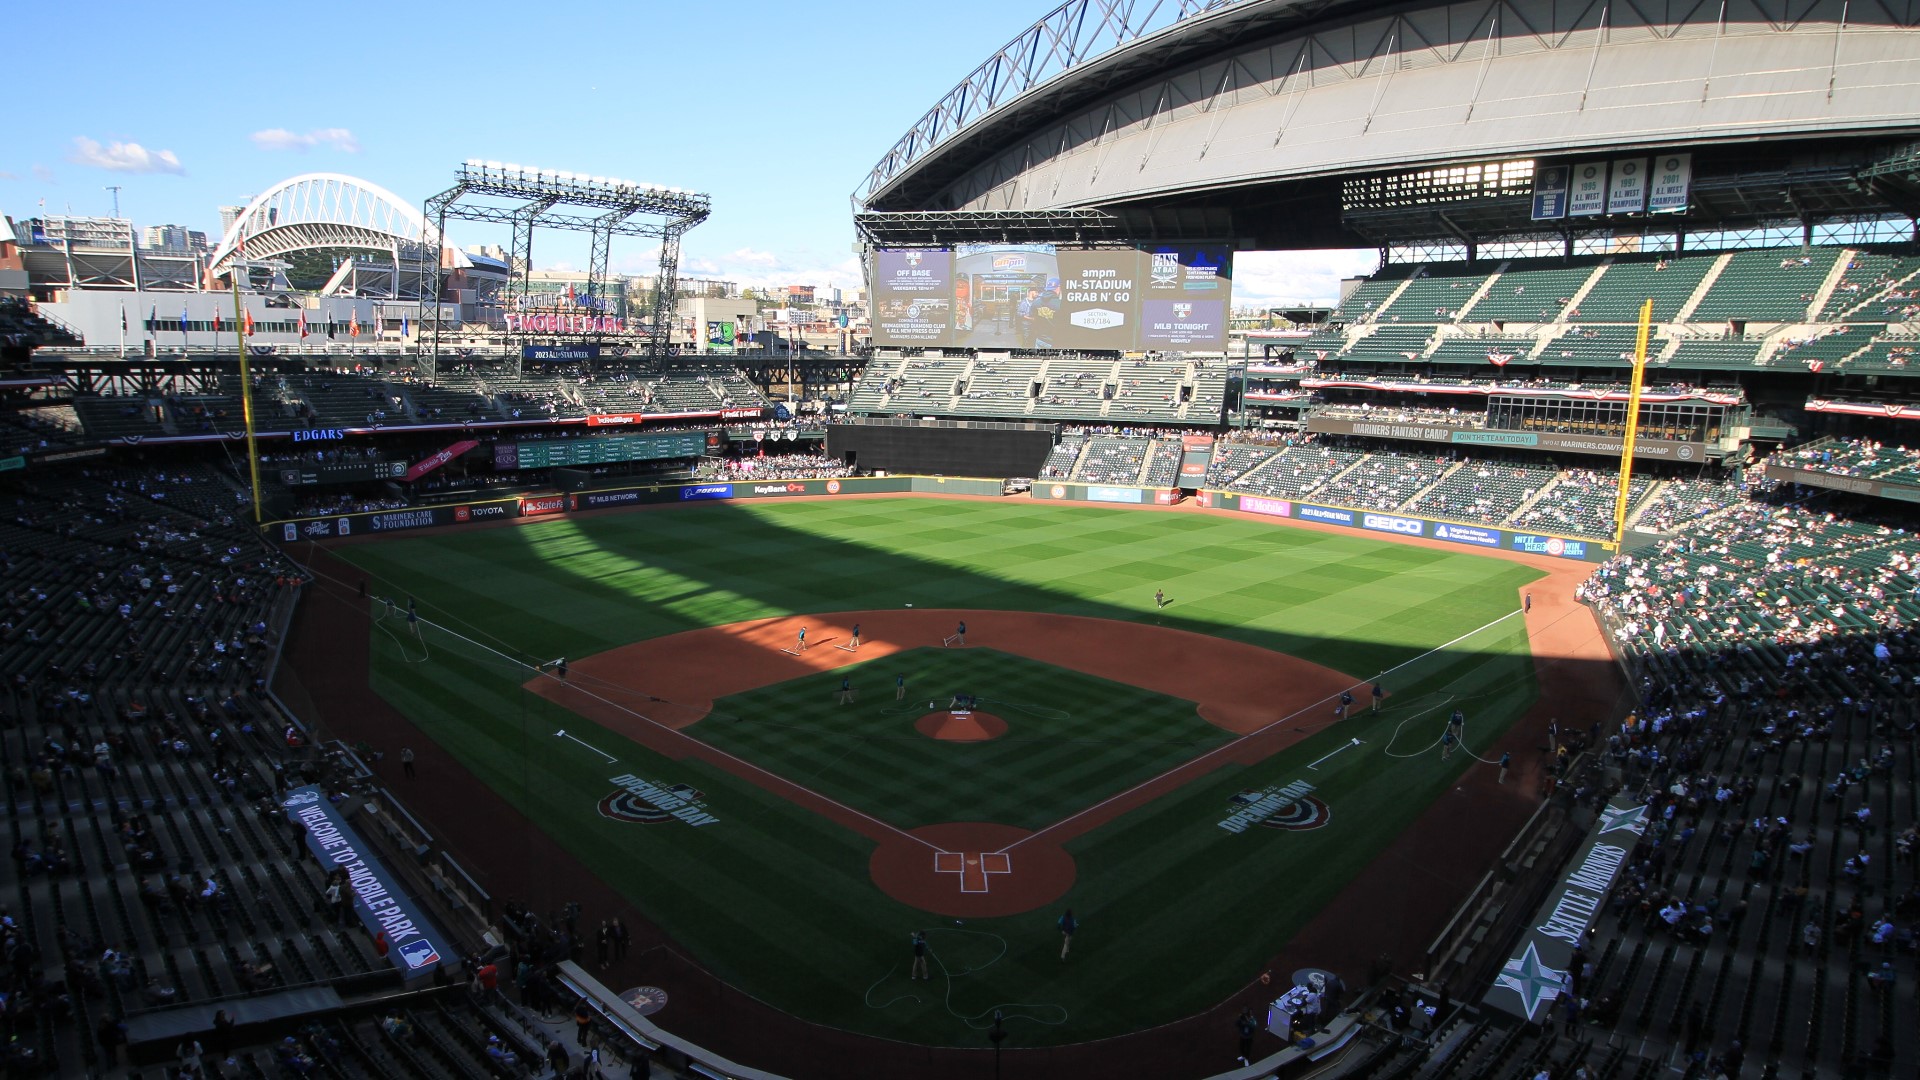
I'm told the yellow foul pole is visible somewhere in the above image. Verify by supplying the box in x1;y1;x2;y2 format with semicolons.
230;254;265;524
1612;297;1654;549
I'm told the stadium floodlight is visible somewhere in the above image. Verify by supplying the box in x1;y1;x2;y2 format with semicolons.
484;160;503;170
464;158;481;168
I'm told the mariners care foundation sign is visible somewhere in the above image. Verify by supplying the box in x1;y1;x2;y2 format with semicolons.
1483;798;1646;1021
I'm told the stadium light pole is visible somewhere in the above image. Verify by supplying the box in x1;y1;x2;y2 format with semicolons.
1611;298;1654;550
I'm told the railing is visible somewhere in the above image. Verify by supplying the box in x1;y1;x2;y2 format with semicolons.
854;0;1249;207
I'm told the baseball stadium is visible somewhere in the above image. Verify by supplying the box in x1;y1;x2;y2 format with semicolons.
4;0;1920;1078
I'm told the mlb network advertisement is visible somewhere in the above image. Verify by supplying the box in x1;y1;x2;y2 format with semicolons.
871;244;1232;350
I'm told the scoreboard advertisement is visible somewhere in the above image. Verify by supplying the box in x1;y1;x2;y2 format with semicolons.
494;432;707;470
871;243;1233;351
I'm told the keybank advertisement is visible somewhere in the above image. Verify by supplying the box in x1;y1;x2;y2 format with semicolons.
870;244;1232;350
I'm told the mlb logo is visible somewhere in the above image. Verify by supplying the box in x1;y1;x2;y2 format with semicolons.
398;939;440;970
282;524;297;542
454;506;471;522
281;790;320;808
904;251;922;267
1173;303;1193;318
336;517;351;536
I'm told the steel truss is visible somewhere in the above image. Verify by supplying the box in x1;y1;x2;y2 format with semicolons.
423;162;710;373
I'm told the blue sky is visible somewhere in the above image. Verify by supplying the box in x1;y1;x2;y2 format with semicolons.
0;0;1371;306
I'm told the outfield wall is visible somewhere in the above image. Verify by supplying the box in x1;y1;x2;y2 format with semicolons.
265;474;1605;560
1030;481;1609;562
266;475;1003;540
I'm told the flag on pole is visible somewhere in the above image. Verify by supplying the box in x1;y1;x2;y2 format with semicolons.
244;310;255;337
181;304;189;331
401;316;409;339
120;305;128;333
149;305;158;333
349;313;360;338
212;309;222;334
326;313;336;339
298;310;309;339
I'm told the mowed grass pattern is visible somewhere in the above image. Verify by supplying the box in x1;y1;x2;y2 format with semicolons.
696;648;1234;831
336;498;1546;1046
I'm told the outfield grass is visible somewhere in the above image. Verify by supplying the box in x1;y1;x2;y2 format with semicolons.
696;647;1234;831
336;498;1543;1046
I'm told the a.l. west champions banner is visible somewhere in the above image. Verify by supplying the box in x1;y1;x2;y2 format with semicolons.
871;244;1232;351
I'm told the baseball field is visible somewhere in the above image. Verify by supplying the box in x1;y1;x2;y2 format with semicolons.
327;497;1551;1048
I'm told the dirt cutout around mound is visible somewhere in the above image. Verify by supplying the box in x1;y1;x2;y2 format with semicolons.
914;711;1008;741
523;609;1358;916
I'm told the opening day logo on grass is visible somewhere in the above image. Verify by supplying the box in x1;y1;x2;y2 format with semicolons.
599;774;721;827
1217;779;1326;832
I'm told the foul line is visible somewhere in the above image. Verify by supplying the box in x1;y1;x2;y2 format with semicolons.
996;609;1525;855
389;608;949;857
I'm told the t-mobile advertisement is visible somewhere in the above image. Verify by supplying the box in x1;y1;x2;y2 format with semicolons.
871;245;1231;350
873;249;953;344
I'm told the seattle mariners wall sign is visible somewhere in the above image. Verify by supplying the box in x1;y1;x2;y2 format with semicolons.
599;774;720;827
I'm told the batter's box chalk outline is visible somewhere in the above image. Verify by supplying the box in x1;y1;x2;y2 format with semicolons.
933;850;1012;893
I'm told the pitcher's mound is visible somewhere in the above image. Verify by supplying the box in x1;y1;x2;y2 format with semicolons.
914;711;1008;742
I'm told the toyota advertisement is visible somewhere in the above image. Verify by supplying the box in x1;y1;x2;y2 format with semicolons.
871;244;1232;350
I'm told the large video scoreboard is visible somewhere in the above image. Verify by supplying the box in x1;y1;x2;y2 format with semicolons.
493;431;707;470
870;243;1233;350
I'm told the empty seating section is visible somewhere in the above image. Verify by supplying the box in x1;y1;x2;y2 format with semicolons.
1186;366;1227;423
1141;439;1183;487
1074;436;1149;484
0;405;85;456
1820;250;1920;318
1205;442;1282;487
1633;478;1749;532
1576;257;1713;322
1039;434;1085;478
1838;332;1920;373
1229;445;1363;499
1511;469;1653;537
1408;461;1557;523
1377;266;1487;321
1769;323;1882;368
1343;325;1437;363
846;359;902;411
1038;357;1114;420
1468;263;1595;323
1425;334;1535;367
1309;450;1451;511
958;355;1042;418
886;358;966;412
1329;264;1413;321
1665;336;1764;369
71;396;169;441
1109;358;1186;423
1538;326;1644;368
1690;250;1837;322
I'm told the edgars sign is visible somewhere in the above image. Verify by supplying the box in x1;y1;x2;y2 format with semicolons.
291;428;346;443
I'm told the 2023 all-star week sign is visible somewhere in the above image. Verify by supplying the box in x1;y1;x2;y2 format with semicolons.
1484;797;1647;1022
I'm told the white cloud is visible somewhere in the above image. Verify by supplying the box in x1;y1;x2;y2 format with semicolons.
68;137;184;175
249;127;360;153
1231;249;1380;308
31;164;54;183
0;171;17;182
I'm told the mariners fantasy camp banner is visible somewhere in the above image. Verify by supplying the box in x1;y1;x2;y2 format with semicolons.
1483;797;1647;1022
280;786;451;977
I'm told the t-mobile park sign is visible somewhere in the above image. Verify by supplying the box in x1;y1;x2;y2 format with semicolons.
505;313;626;334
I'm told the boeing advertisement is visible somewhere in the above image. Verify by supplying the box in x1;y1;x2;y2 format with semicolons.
870;244;1232;350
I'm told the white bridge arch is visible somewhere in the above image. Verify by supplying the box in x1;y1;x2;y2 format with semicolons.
206;173;470;277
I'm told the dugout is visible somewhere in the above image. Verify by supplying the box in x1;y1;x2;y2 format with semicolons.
826;417;1056;478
